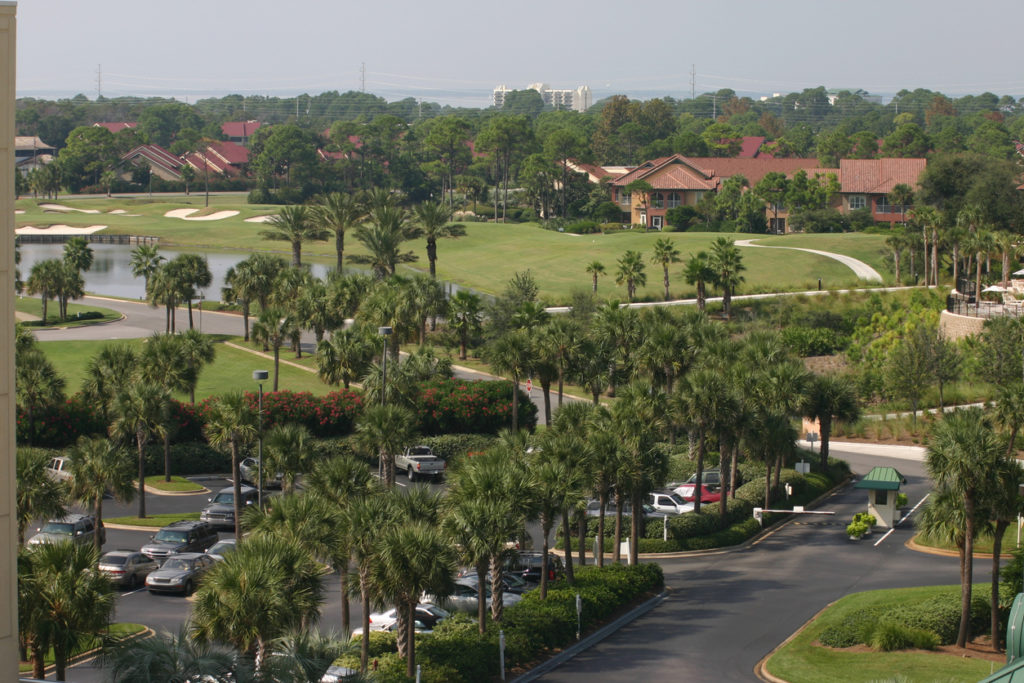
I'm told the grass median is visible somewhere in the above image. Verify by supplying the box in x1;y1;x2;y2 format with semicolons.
105;512;200;527
16;297;121;327
18;622;146;674
144;475;204;492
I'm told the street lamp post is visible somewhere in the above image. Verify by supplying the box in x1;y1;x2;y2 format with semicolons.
253;370;269;508
377;327;392;480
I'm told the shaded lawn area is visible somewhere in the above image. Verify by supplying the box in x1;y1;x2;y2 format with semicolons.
105;512;200;527
915;526;1020;557
17;197;893;304
764;586;997;682
37;337;331;398
18;622;146;674
16;297;121;327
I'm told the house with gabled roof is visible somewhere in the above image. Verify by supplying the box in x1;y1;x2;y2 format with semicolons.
183;140;249;177
14;136;55;173
221;120;261;146
837;158;926;223
120;144;184;181
93;121;136;133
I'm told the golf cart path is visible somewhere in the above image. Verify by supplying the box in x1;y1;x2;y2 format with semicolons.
735;238;884;282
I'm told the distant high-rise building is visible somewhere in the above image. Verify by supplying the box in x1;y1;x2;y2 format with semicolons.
493;83;592;112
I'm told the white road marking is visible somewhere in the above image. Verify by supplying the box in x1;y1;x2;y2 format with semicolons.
873;494;929;547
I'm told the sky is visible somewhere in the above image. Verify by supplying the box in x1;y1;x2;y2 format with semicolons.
14;0;1024;107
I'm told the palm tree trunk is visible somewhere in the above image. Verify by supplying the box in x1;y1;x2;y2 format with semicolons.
629;491;641;566
406;601;417;678
730;443;739;499
137;435;147;519
396;602;409;659
340;564;351;635
932;231;938;286
188;300;195;330
231;441;243;538
598;491;608;568
663;265;670;300
336;233;344;272
540;521;551;599
163;432;172;482
694;425;706;514
54;643;67;682
577;512;586;567
273;347;280;392
993;519;1008;651
561;508;574;584
819;416;832;471
31;642;45;680
541;379;552;425
511;373;520;432
360;572;371;673
958;503;975;648
557;367;565;408
764;459;772;510
476;559;488;633
613;491;623;563
490;556;506;622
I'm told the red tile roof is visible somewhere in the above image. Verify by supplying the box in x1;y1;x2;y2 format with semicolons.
221;120;261;138
120;144;183;175
207;140;249;165
685;158;826;186
93;122;136;133
738;136;766;158
838;158;927;194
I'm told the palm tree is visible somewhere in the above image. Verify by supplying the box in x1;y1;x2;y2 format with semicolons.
614;249;646;301
313;191;365;271
360;276;418;358
263;423;315;495
448;290;483;361
540;317;581;408
801;373;861;470
25;258;63;324
885;232;906;283
227;254;288;342
926;408;1004;648
146;263;181;333
260;205;328;268
81;343;137;425
529;454;579;598
129;243;165;292
585;260;605;293
191;534;325;672
710;236;746;319
370;523;456;677
994;230;1024;286
62;235;94;274
674;368;729;514
21;542;114;681
413;200;466;278
15;349;66;446
251;307;296;391
204;391;258;537
995;382;1024;458
110;382;169;519
406;273;446;344
443;497;496;633
297;277;335;345
15;447;66;546
651;237;681;300
355;404;418;487
486;329;534;432
316;326;373;389
68;436;135;552
348;205;419;278
170;253;213;329
178;329;216;404
139;333;195;481
345;493;390;672
537;427;587;582
986;457;1024;651
683;251;715;311
306;455;376;635
101;626;237;683
244;492;341;566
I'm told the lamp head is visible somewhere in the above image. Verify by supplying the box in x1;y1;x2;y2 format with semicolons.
252;370;269;381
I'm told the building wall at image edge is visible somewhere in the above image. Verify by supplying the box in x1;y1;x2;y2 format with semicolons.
0;3;16;680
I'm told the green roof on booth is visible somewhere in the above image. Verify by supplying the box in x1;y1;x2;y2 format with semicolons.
852;466;906;491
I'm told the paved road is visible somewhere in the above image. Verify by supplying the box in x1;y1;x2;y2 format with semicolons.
734;238;884;282
535;445;974;682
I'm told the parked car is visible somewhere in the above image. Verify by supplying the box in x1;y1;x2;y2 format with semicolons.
505;551;564;585
239;457;283;488
141;521;218;561
683;468;743;492
145;553;215;595
395;445;446;482
363;604;449;633
647;491;693;515
200;485;258;529
27;513;105;547
423;578;522;614
45;455;71;483
455;571;531;595
671;483;722;504
320;665;360;683
205;539;238;562
97;550;159;589
584;500;666;519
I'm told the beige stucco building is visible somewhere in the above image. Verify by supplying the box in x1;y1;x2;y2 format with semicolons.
1;3;16;679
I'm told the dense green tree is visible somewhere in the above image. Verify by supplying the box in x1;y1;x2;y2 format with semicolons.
476;114;533;221
651;237;681;300
263;423;315;496
801;374;861;469
316;325;373;389
312;192;365;272
615;250;646;302
15;349;66;446
203;391;258;538
25;258;63;324
15;447;66;546
251;307;296;391
110;382;169;519
129;243;165;292
447;290;483;361
710;237;746;319
68;436;135;553
413;200;465;279
486;330;535;432
348;204;419;278
260;205;328;268
355;404;418;487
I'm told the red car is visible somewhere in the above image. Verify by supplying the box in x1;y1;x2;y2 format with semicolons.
672;483;722;504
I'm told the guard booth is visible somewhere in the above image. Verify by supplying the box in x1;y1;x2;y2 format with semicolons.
979;593;1024;680
852;467;906;528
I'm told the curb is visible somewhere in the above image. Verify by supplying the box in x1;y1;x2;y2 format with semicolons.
511;590;668;682
144;483;210;496
753;603;833;682
20;625;153;678
103;522;168;532
905;534;1015;560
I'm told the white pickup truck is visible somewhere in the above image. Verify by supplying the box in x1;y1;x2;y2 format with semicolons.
395;445;446;482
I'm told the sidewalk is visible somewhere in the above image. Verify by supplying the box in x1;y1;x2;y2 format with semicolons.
798;439;926;462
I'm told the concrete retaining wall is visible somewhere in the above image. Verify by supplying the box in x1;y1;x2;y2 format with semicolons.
939;310;985;340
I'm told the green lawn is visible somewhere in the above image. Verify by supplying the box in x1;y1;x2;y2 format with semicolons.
16;197;898;304
18;622;146;673
145;475;204;492
915;526;1020;556
105;512;200;527
754;233;893;283
15;297;121;327
763;586;998;682
37;337;331;398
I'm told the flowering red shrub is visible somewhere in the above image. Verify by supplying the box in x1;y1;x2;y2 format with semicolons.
416;379;536;435
16;395;105;447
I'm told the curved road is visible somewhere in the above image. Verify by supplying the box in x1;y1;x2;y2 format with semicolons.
734;238;884;282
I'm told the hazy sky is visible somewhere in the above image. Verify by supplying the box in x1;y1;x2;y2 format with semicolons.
15;0;1024;106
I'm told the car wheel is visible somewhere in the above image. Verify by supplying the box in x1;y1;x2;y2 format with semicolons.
408;467;416;482
183;580;193;596
127;574;138;590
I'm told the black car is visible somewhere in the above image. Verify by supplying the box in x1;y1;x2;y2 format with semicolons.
141;521;219;561
505;551;564;585
200;485;258;529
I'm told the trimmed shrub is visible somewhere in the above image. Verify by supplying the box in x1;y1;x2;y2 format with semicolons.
17;395;106;448
416;379;537;435
417;433;496;461
819;607;887;647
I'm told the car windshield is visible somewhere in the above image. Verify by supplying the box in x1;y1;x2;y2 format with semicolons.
41;523;73;535
212;493;233;504
100;555;127;565
154;530;188;543
161;558;192;571
667;493;687;505
409;446;432;455
208;542;234;555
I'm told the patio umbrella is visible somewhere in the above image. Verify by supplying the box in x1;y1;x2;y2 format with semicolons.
982;285;1008;292
1014;268;1024;276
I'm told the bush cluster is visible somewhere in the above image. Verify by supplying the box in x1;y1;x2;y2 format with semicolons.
336;563;663;682
780;325;849;357
416;379;536;435
142;442;230;477
17;396;108;448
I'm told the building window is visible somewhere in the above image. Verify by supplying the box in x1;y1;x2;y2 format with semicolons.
652;216;663;230
849;195;866;211
875;489;888;505
667;192;681;208
770;217;786;234
651;192;664;208
618;191;631;207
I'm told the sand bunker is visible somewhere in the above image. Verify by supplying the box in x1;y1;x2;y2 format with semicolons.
244;215;275;223
16;225;107;235
164;208;240;221
14;210;24;214
39;203;101;214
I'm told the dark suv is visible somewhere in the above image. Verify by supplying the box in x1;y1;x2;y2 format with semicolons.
141;521;218;561
505;551;564;586
200;485;258;529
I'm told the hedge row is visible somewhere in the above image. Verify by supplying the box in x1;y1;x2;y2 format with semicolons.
338;563;664;682
20;380;530;449
819;591;989;648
